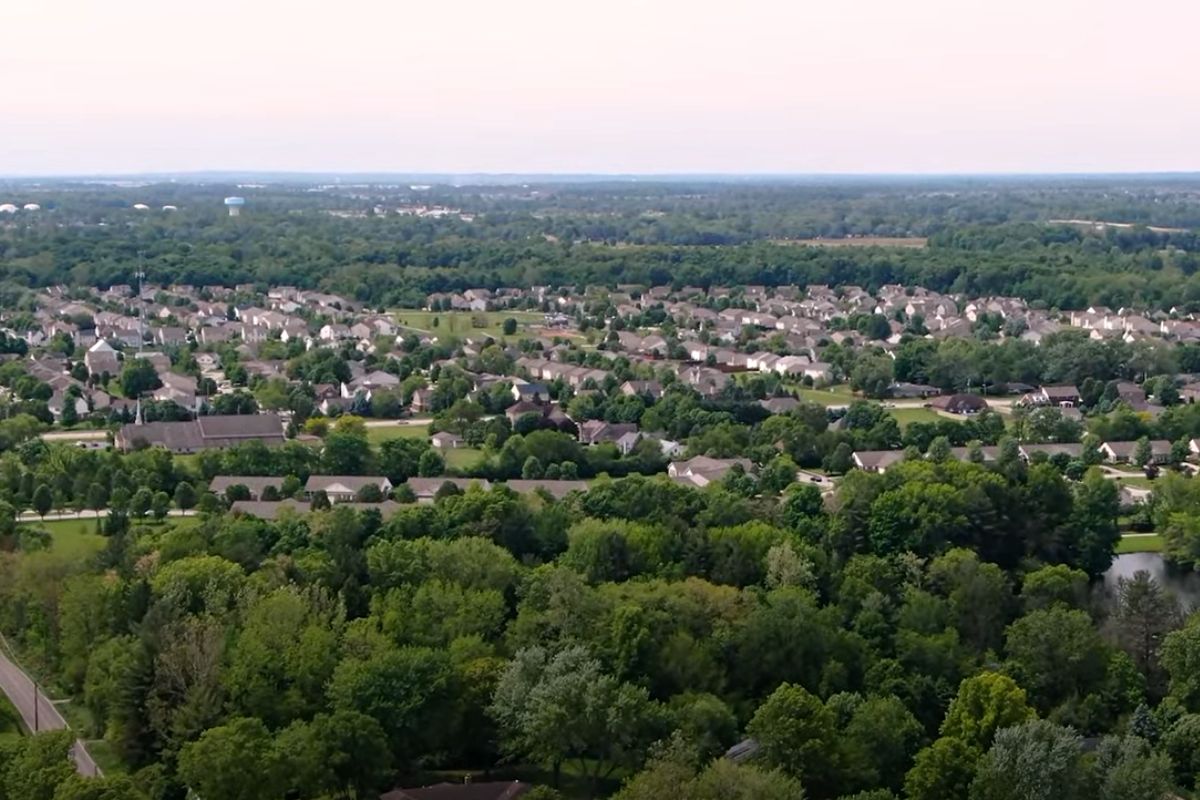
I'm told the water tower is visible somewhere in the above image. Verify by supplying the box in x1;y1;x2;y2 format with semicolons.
224;196;245;217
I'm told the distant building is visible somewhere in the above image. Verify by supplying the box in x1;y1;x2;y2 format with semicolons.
116;413;285;453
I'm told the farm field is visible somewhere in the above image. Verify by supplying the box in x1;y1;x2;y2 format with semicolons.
391;309;546;339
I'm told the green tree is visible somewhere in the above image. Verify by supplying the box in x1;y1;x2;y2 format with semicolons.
490;646;661;792
274;711;393;800
1004;607;1108;713
417;449;445;477
1162;612;1200;711
1068;471;1120;577
0;731;76;800
173;481;196;512
1163;714;1200;789
321;430;373;475
502;317;518;336
905;736;979;800
118;358;162;398
1109;571;1182;700
1020;564;1088;611
841;694;923;794
1132;437;1153;468
177;717;283;800
327;645;455;762
1092;734;1173;800
32;483;52;519
940;672;1034;751
746;682;841;797
969;720;1085;800
150;491;170;520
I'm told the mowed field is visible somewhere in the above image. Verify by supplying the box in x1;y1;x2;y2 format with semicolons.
772;237;929;249
391;310;547;339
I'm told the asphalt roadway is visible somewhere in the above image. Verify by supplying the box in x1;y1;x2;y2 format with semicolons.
0;638;100;776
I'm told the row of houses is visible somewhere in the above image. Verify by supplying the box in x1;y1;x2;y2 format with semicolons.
851;438;1189;473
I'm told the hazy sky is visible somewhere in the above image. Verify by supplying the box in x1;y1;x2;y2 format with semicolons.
4;0;1199;175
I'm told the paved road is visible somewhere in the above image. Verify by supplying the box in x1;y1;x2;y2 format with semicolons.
17;508;197;523
40;430;108;442
363;417;433;429
0;637;100;776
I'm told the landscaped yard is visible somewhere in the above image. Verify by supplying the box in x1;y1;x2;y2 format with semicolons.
391;310;546;339
1117;533;1164;554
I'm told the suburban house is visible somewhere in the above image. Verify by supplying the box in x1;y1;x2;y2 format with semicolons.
1018;442;1087;461
759;397;801;414
619;380;664;399
577;420;638;446
852;450;906;473
667;455;754;487
116;413;286;453
948;445;1001;463
502;479;589;499
84;340;120;377
929;393;989;415
1099;440;1173;465
1022;385;1082;408
406;477;492;503
410;388;435;413
304;475;394;502
208;475;286;500
431;431;464;449
889;382;941;399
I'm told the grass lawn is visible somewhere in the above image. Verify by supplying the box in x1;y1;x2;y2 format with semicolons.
366;423;430;447
1118;534;1164;554
1113;475;1157;490
391;310;545;339
796;384;857;407
19;518;107;561
889;407;942;429
444;447;485;470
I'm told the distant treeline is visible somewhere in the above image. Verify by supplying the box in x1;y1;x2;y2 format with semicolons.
2;180;1200;309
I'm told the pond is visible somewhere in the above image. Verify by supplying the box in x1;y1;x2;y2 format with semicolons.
1104;552;1200;610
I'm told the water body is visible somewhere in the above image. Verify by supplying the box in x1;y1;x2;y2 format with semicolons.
1104;552;1200;610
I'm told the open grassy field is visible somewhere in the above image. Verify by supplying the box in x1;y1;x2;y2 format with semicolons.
1117;533;1164;554
18;518;108;561
773;237;928;249
365;422;431;447
889;407;942;429
444;447;485;470
391;310;546;339
796;384;857;407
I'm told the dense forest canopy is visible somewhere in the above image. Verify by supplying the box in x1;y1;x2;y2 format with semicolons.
2;176;1200;309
